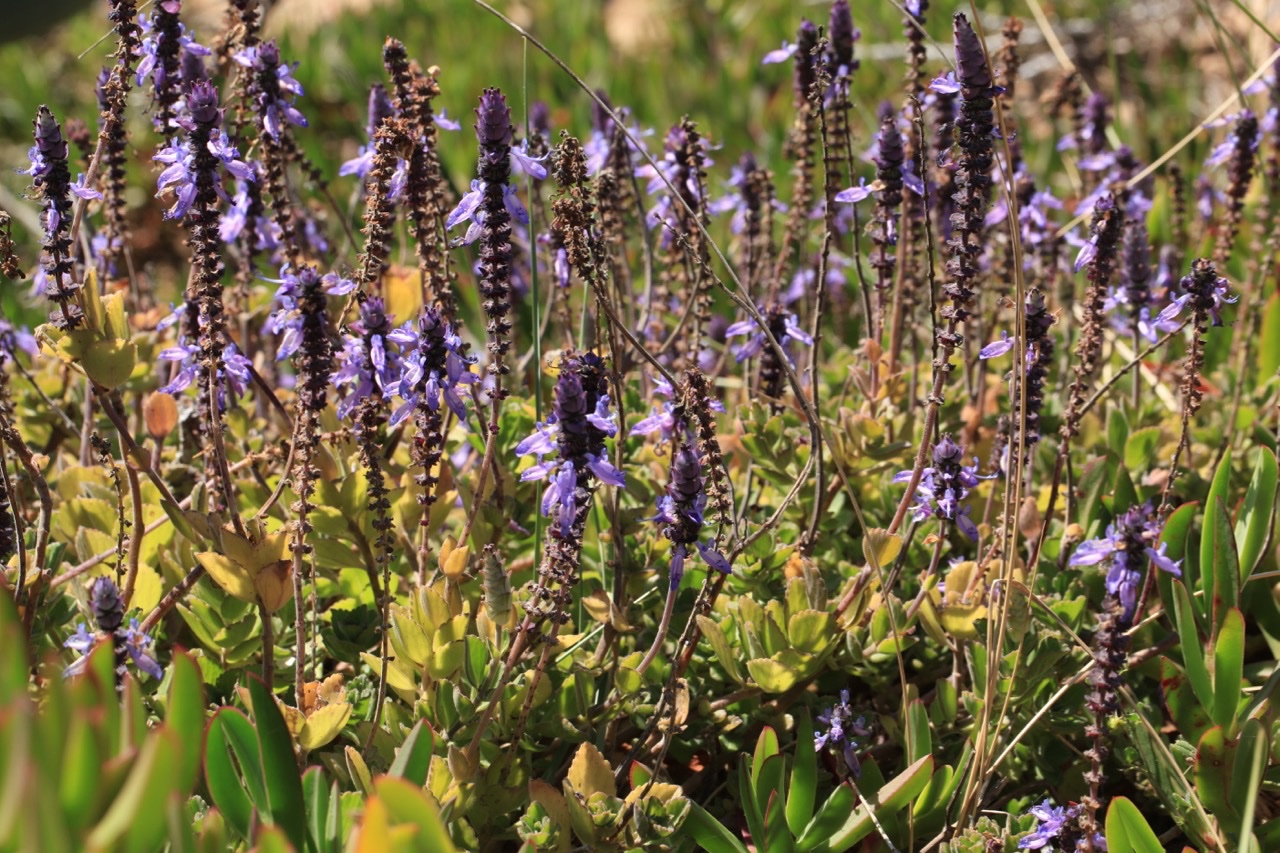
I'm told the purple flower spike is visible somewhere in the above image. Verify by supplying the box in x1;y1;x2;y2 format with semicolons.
894;435;993;540
815;689;870;777
476;88;514;154
516;353;623;538
1068;502;1181;623
953;12;993;93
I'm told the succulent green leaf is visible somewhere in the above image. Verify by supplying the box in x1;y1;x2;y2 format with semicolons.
1235;448;1277;580
1104;796;1164;853
248;675;310;851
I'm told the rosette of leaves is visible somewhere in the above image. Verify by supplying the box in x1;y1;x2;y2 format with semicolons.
194;520;294;613
362;577;489;718
516;742;691;851
699;579;839;693
35;269;137;390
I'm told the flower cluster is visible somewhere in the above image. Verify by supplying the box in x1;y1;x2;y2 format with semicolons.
159;337;252;406
1155;263;1236;328
1069;502;1181;621
267;266;356;360
656;437;730;589
894;435;989;539
233;41;308;139
64;577;163;682
815;689;870;776
387;307;478;427
334;298;402;420
516;352;625;537
631;374;724;447
1017;800;1106;851
726;308;812;363
153;82;254;220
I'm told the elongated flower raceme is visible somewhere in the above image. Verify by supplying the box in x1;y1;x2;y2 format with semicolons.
1069;500;1178;847
941;12;999;330
516;352;624;539
24;107;81;328
894;434;990;539
472;88;516;370
517;353;624;627
65;577;163;688
657;436;731;590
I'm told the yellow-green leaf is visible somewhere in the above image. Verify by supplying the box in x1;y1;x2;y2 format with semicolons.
299;703;352;751
565;742;615;799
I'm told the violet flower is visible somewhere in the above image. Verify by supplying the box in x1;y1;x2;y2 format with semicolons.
893;435;991;539
1155;267;1236;329
726;310;812;362
1069;502;1181;622
159;338;252;406
64;577;163;681
1017;799;1107;851
233;41;308;138
154;123;254;221
516;353;625;537
656;438;731;588
387;307;479;427
267;266;356;360
334;297;402;420
631;374;724;445
815;689;870;776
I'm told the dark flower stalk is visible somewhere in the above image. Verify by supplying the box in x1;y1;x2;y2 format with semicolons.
236;39;308;269
1062;194;1124;443
683;369;731;541
96;0;141;292
25;107;81;329
645;118;713;368
389;307;477;570
275;265;336;702
219;0;261;149
770;18;820;301
731;152;776;297
1213;109;1259;268
383;39;456;318
891;0;928;379
888;14;998;536
1068;503;1181;847
1168;163;1187;278
638;418;731;675
343;297;395;742
823;0;860;193
551;133;612;351
172;82;247;527
980;289;1055;480
505;354;623;738
930;81;958;244
1160;259;1235;512
353;117;413;296
869;114;904;339
138;0;192;137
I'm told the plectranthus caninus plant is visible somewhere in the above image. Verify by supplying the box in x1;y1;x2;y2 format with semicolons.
1;0;1277;849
